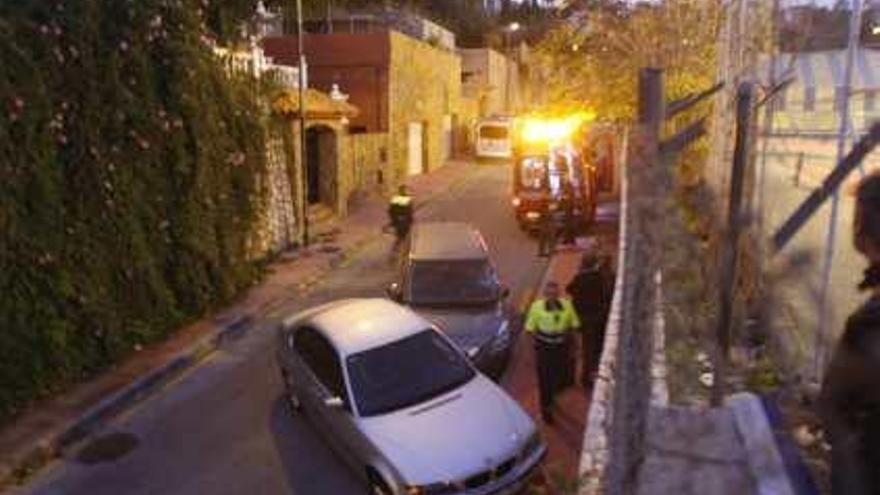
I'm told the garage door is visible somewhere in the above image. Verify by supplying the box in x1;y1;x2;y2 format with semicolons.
407;122;424;176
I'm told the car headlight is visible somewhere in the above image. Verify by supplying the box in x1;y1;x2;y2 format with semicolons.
406;482;456;495
522;430;543;458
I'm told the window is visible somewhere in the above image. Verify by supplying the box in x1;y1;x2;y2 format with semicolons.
479;125;509;140
293;327;347;400
804;87;816;112
520;156;548;189
346;330;475;417
408;259;499;305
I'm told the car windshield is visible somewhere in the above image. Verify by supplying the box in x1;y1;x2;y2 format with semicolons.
346;330;475;417
408;259;498;305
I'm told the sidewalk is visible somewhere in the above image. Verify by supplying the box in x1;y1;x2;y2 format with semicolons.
0;160;475;489
509;201;620;493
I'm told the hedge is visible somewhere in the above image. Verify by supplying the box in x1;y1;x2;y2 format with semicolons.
0;0;270;421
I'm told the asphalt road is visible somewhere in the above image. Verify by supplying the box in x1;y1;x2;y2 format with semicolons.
17;164;551;495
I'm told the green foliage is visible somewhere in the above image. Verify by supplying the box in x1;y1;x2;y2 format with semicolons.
536;0;721;121
0;0;269;420
746;356;782;392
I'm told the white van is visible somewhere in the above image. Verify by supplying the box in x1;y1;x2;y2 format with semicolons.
475;117;513;160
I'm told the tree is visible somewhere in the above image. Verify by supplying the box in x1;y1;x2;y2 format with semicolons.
535;0;722;121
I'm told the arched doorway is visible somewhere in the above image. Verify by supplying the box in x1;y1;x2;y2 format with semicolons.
305;125;337;207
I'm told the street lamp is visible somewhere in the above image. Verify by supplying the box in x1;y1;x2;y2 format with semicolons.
295;0;310;248
504;22;521;114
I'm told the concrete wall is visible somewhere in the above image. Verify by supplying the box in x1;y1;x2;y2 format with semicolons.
460;47;514;117
388;31;462;181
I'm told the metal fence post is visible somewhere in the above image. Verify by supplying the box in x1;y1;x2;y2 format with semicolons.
712;82;755;407
816;0;862;380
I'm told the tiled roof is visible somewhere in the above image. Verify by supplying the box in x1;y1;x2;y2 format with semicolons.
272;88;360;119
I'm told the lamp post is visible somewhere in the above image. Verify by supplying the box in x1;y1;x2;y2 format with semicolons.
504;22;520;114
296;0;309;248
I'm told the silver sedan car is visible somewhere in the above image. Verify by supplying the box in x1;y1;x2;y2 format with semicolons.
276;298;546;495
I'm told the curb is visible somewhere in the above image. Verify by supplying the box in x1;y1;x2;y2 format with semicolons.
0;313;254;489
0;162;476;489
758;394;821;495
728;392;797;495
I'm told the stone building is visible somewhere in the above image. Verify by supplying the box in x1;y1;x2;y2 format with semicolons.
263;18;463;197
460;47;517;117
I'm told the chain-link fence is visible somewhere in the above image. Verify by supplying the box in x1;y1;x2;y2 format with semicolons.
584;2;776;493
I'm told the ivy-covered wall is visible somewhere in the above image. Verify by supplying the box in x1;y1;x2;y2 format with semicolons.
0;1;270;421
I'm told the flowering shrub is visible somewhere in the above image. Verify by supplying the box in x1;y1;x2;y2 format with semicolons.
0;0;269;420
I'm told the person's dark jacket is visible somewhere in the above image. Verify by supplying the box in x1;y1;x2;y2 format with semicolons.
387;196;413;230
820;264;880;494
566;257;613;330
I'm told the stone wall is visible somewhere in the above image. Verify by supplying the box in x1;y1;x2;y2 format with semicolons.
338;132;391;200
251;118;299;258
388;31;462;183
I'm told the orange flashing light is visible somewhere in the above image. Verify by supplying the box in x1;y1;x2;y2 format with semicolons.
516;111;596;146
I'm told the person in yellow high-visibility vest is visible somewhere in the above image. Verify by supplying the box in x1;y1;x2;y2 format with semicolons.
525;281;580;424
387;185;414;246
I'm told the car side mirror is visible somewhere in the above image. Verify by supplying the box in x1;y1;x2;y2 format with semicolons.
324;396;345;409
386;282;403;302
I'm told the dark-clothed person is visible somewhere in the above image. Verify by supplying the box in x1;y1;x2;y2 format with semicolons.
567;253;614;386
537;201;558;257
525;281;580;424
561;178;578;245
388;185;414;246
820;172;880;495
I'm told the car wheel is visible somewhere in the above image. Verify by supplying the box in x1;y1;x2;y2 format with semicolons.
280;370;301;414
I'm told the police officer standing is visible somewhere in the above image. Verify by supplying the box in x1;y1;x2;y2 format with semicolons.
387;185;414;247
525;281;581;424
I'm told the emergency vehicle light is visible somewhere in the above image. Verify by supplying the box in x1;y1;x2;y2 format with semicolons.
516;111;596;145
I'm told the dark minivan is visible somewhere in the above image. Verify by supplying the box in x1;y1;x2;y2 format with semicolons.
387;222;514;379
